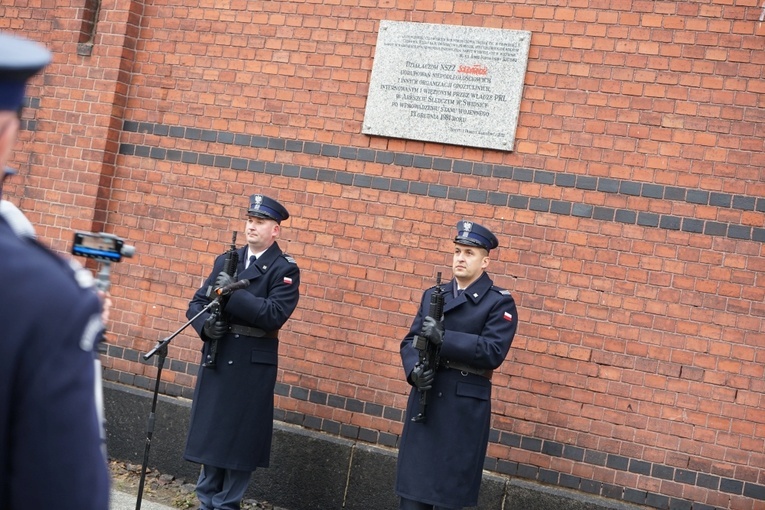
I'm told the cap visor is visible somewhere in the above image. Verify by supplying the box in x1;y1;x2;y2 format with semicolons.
248;210;279;222
454;237;485;248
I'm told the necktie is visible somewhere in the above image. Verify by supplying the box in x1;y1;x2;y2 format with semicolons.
248;255;256;268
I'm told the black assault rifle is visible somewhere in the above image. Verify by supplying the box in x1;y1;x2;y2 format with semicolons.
411;272;445;423
203;232;238;368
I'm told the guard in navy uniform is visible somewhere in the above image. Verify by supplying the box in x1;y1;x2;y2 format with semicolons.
396;221;518;510
185;194;300;510
0;33;111;510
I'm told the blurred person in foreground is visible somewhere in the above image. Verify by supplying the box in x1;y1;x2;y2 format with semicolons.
396;220;519;510
0;32;111;509
184;194;300;510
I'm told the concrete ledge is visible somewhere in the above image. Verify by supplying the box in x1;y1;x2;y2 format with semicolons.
505;479;649;510
103;382;646;510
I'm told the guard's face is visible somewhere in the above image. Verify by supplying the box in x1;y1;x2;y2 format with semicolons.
452;244;489;287
0;126;18;169
0;113;20;197
245;216;279;251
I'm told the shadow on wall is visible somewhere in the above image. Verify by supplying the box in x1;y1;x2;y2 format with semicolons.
103;382;647;510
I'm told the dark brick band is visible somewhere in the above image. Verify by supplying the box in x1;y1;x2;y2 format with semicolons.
120;120;765;243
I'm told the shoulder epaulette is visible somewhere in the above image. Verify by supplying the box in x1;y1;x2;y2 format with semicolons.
282;254;297;264
492;286;512;296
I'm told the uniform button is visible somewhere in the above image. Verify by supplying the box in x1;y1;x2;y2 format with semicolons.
228;360;233;365
234;334;240;338
438;392;443;397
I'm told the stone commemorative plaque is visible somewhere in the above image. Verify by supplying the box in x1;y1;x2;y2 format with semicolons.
363;21;531;152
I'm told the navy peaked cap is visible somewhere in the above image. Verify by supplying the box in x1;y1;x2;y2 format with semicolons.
454;220;499;251
247;194;289;223
0;33;51;111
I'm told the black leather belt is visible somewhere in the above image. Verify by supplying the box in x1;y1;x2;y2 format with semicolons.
441;359;493;380
228;324;276;338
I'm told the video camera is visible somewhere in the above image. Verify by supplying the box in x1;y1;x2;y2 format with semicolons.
72;232;135;262
71;232;135;291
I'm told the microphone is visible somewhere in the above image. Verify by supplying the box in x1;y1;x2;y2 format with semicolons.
215;279;251;296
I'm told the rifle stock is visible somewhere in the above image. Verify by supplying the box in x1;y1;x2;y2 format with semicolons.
411;272;444;423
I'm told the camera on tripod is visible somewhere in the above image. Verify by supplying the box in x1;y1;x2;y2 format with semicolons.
71;232;135;291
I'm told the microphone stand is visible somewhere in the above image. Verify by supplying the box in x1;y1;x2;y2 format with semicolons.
134;298;220;510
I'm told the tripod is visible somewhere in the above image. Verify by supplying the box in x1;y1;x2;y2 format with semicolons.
134;299;220;510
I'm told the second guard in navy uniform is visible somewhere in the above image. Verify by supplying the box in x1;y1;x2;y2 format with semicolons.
396;221;519;510
0;33;111;509
184;193;300;510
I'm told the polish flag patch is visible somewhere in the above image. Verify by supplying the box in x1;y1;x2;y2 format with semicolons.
283;277;293;285
503;312;513;322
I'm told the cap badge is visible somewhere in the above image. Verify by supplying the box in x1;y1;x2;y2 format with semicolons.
463;221;473;233
252;194;263;210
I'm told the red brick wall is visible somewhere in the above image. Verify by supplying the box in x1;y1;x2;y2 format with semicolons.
3;1;765;508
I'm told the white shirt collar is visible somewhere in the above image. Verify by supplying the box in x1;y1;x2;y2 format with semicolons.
246;248;267;267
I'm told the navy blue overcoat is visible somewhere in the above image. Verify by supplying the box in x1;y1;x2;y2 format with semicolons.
0;218;109;509
396;271;518;508
184;241;300;471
